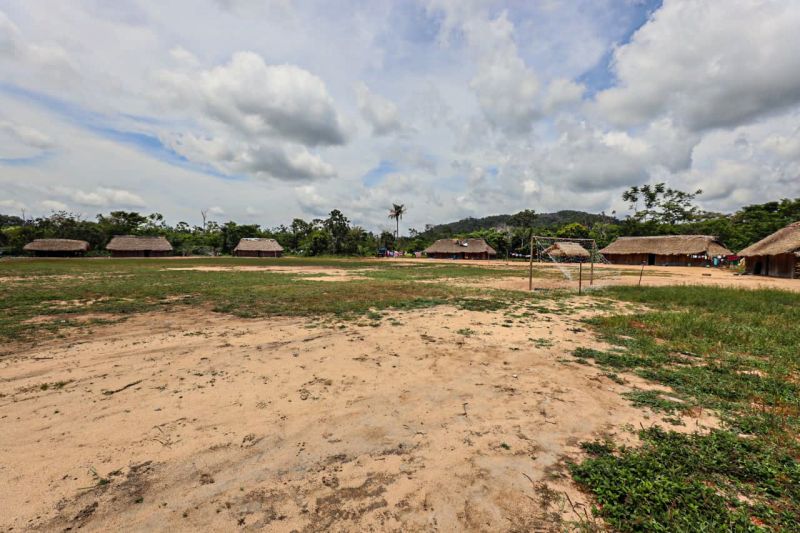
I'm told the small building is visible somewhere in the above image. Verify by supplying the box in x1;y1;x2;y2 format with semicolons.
738;221;800;279
23;239;90;257
600;235;732;266
233;238;284;257
543;242;591;262
424;238;497;260
106;235;173;258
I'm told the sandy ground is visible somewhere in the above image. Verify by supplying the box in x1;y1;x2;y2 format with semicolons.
0;302;715;532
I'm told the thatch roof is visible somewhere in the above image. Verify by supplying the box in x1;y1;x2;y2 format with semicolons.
544;241;590;258
601;235;732;256
424;238;497;255
106;235;173;252
234;238;284;253
23;239;90;252
738;221;800;257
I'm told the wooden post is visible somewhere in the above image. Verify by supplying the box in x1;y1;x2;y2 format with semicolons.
590;245;595;286
528;235;534;291
578;261;583;295
638;262;645;287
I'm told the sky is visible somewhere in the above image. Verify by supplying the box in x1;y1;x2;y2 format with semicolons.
1;0;800;234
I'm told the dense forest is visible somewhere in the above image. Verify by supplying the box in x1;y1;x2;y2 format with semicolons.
1;186;799;257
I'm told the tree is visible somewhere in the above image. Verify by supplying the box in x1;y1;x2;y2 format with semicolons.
622;183;702;225
388;203;406;241
507;209;538;256
379;230;396;250
556;222;590;239
324;209;350;254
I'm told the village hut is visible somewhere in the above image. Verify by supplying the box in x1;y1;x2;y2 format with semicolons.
106;235;173;258
543;242;591;262
23;239;90;257
738;221;800;278
233;238;284;258
424;238;497;260
600;235;732;266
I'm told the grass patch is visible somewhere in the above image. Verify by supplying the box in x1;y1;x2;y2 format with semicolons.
0;257;546;343
621;390;687;414
572;286;800;531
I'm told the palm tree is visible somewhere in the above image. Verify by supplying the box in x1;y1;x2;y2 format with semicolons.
388;203;406;242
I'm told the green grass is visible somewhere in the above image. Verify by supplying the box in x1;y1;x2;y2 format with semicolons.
0;257;554;343
571;286;800;531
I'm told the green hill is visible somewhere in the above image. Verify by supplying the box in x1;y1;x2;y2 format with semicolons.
419;210;618;238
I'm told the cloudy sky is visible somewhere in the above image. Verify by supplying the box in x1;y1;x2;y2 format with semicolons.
2;0;800;233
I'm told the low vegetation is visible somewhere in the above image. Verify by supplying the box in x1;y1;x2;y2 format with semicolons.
0;257;545;343
572;286;800;531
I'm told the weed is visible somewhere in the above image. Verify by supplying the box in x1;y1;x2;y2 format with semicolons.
572;286;800;530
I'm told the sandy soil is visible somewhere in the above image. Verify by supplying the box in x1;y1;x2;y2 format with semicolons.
0;302;713;532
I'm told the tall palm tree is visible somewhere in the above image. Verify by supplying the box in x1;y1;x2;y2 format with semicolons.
388;203;406;242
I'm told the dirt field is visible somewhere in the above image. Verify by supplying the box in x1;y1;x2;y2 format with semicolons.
2;302;713;532
1;258;795;531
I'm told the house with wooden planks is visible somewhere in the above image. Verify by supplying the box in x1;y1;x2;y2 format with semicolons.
106;236;173;258
23;239;90;257
233;238;284;257
424;238;497;260
600;235;732;266
738;221;800;278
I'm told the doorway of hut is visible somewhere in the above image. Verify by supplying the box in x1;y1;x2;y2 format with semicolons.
647;253;656;266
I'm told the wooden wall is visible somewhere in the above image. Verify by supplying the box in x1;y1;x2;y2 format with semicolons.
745;254;798;278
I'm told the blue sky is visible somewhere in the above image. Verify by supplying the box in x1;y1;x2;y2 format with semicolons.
1;0;799;231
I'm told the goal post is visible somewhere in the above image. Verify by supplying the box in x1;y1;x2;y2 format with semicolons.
527;235;618;291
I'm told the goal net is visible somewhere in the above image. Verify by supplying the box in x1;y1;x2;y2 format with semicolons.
529;235;621;287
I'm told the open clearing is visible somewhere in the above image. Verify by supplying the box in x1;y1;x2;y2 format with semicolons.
1;258;798;531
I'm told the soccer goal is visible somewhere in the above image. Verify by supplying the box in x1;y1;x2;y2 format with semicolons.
527;235;620;292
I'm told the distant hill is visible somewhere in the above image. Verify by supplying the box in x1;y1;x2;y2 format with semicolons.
419;210;619;237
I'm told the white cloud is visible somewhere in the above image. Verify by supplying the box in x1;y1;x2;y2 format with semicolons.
155;52;348;146
355;82;401;136
41;199;68;211
153;51;347;181
0;120;53;150
0;10;76;85
163;133;335;180
543;78;585;113
0;199;27;212
57;187;146;207
595;0;800;131
465;11;541;135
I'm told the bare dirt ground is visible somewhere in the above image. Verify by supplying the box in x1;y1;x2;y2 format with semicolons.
0;301;714;532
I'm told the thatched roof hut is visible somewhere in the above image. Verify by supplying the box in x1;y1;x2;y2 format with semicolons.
424;238;497;260
23;239;90;257
600;235;732;266
233;238;284;257
106;235;173;257
544;241;590;260
738;221;800;278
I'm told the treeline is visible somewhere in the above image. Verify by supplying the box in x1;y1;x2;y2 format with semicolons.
1;192;799;257
0;209;394;256
414;190;800;255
